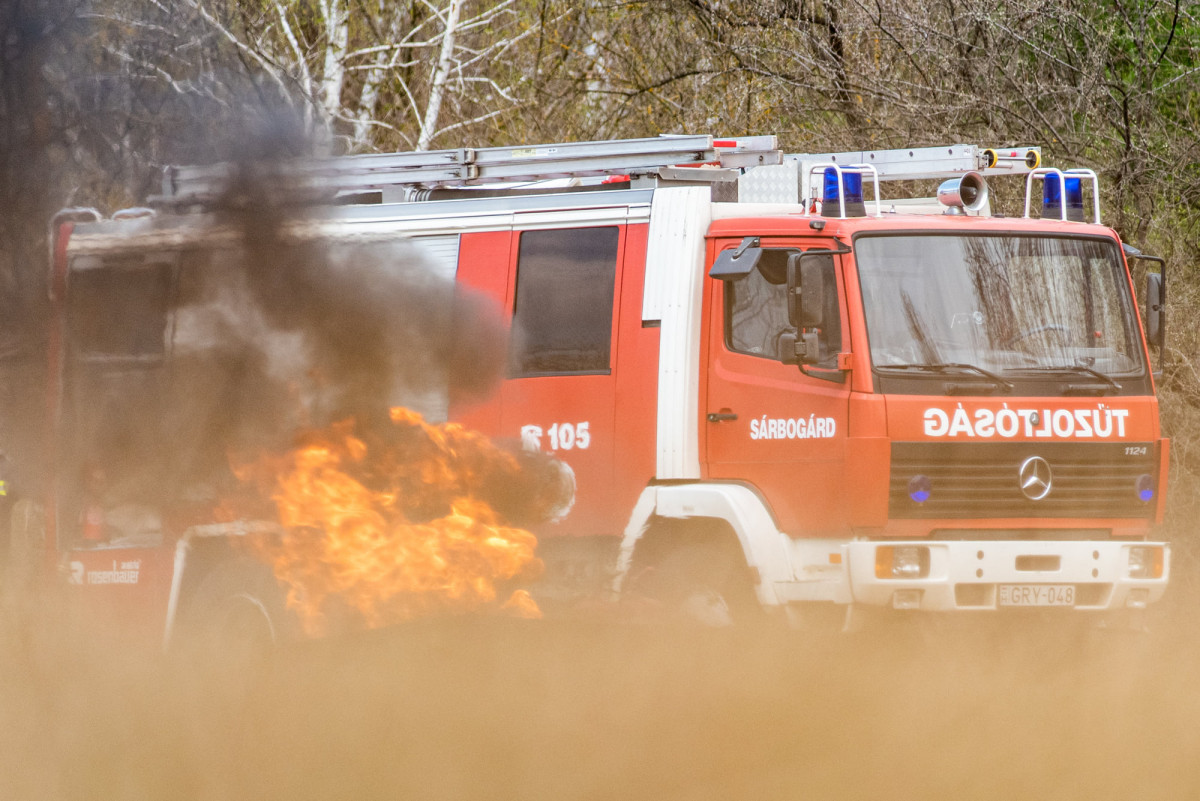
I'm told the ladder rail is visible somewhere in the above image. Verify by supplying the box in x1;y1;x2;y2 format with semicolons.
157;135;783;205
789;144;1042;183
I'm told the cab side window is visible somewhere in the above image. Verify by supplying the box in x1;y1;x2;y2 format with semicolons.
510;226;619;376
725;248;842;368
725;249;791;360
70;261;172;359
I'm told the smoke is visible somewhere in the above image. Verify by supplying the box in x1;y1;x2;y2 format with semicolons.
63;120;522;533
209;119;510;420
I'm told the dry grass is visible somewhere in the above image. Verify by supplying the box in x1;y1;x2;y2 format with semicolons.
3;586;1200;801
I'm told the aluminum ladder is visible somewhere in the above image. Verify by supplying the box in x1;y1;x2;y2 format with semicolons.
157;135;783;205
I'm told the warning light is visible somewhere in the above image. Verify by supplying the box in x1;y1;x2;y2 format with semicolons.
1043;173;1084;222
822;167;866;218
1136;473;1155;503
908;474;932;503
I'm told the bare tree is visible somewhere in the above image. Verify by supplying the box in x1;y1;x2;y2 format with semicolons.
126;0;540;152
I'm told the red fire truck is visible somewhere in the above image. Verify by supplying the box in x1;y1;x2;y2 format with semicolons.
39;136;1170;638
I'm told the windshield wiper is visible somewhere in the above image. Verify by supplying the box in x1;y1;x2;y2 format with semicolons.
877;362;1014;391
1008;365;1122;394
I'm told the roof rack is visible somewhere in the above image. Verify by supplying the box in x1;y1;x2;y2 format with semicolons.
789;144;1041;182
154;135;783;207
739;144;1043;206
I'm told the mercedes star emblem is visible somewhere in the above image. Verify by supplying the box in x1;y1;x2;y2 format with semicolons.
1019;455;1053;501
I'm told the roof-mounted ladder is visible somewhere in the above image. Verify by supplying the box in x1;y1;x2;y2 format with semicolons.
739;144;1044;206
156;135;782;206
789;144;1042;182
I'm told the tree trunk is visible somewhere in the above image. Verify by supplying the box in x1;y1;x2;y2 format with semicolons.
417;0;466;151
319;0;350;134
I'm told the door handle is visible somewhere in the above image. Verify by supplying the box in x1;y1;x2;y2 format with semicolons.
707;411;738;422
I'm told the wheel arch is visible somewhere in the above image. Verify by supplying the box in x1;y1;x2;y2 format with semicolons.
613;482;794;607
163;526;293;650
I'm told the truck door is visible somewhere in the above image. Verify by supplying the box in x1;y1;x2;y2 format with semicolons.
703;239;852;535
497;222;629;537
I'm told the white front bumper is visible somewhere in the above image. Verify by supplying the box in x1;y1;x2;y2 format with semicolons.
845;540;1169;611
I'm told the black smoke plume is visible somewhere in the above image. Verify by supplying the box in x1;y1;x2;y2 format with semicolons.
60;120;565;539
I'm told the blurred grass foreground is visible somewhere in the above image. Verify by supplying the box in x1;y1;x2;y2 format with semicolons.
3;582;1200;801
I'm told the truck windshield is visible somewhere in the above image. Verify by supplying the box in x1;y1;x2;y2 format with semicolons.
855;234;1145;380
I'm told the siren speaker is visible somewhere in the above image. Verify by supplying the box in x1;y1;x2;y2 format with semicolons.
937;171;989;212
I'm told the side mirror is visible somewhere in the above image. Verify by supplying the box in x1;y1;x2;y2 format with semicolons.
786;253;801;326
1124;243;1167;355
1146;272;1163;348
778;331;820;366
785;253;826;329
709;236;762;280
799;262;825;328
785;251;832;364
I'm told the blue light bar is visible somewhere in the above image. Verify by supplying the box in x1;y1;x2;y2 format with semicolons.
1064;176;1083;221
822;167;866;218
1042;173;1062;216
1043;174;1085;222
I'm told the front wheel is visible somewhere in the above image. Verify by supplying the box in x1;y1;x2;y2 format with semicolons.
176;555;293;662
623;531;762;626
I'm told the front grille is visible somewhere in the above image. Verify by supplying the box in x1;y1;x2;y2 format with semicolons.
890;442;1157;519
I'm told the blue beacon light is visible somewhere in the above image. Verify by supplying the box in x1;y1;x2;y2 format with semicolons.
822;167;867;217
1043;174;1084;222
908;475;933;503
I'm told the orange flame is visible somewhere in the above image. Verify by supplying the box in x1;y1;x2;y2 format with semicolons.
231;409;544;635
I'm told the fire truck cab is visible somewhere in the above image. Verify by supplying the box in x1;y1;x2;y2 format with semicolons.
48;136;1170;635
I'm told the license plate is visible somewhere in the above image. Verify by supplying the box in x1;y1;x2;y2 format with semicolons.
998;584;1075;607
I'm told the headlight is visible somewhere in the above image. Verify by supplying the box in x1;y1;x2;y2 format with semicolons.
1128;546;1164;579
875;545;930;579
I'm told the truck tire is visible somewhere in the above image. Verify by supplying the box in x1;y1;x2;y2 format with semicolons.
178;555;292;660
624;520;762;626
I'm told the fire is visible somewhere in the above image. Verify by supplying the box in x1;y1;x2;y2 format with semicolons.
231;409;548;634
